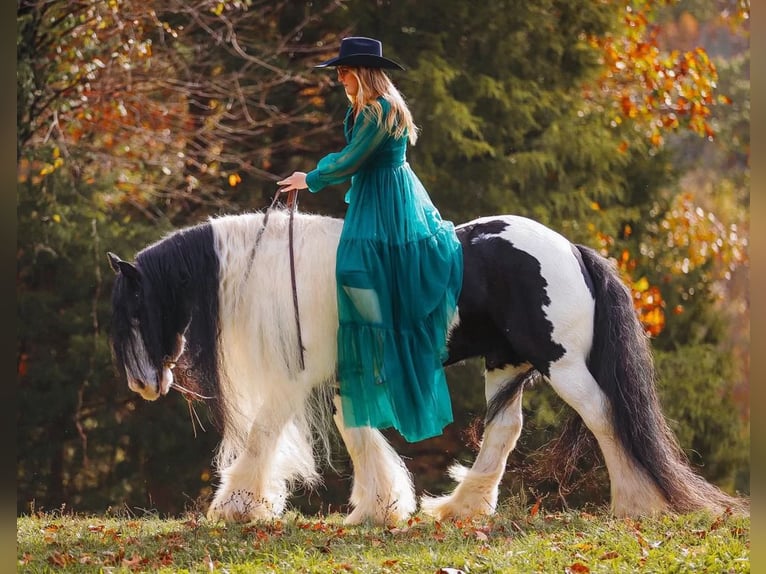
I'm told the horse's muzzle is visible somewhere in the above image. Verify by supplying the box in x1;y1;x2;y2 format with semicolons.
128;376;162;401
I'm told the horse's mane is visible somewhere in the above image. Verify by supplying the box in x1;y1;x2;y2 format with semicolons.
136;221;224;424
209;210;343;470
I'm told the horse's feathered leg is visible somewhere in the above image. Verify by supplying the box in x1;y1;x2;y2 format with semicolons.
547;357;669;515
421;364;529;520
331;394;416;525
208;397;318;523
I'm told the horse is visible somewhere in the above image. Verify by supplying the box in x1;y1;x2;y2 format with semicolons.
108;210;744;524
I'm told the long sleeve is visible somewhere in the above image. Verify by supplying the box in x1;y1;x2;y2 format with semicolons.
306;107;389;193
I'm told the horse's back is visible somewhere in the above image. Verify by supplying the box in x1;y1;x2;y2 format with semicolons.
449;215;596;373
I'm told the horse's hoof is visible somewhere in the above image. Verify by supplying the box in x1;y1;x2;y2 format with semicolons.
420;493;494;521
420;494;454;520
207;490;275;523
343;507;369;525
343;504;410;526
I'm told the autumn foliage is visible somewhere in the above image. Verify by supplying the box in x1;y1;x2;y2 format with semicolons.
590;190;748;337
584;0;748;149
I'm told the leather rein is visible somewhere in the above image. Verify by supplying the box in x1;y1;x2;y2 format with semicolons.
251;188;306;371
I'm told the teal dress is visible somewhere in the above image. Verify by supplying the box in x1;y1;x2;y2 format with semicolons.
306;97;463;442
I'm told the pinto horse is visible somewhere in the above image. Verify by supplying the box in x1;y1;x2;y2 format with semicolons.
108;210;742;524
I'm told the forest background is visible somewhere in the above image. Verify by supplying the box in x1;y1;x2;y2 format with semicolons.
17;0;750;517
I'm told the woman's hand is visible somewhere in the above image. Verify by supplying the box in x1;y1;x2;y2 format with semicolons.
277;171;308;193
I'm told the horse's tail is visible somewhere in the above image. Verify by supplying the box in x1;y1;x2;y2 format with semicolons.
575;243;746;514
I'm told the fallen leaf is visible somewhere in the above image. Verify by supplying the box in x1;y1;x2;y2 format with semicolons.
103;528;121;541
730;526;747;537
474;529;488;541
530;498;542;517
19;552;33;565
79;555;95;565
122;553;145;569
709;508;732;531
202;552;219;572
157;549;175;565
382;559;399;567
634;532;648;548
599;551;619;560
47;551;75;567
567;563;590;573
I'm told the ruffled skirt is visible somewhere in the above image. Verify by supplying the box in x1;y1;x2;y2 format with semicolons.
335;163;463;442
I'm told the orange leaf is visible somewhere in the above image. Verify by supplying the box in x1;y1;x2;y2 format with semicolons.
122;553;145;568
48;551;75;567
567;563;590;573
530;498;542;517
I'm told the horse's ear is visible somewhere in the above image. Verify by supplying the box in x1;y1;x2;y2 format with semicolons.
107;252;122;273
107;252;140;281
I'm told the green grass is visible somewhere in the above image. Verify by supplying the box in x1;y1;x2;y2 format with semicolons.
17;505;749;573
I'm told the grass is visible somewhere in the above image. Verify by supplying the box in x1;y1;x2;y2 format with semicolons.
17;504;749;573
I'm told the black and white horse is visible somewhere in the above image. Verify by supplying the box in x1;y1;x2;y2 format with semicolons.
108;210;743;524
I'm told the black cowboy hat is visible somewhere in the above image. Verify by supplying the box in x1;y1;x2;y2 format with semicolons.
314;37;405;71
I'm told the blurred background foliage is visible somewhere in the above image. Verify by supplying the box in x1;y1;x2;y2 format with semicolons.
17;0;749;516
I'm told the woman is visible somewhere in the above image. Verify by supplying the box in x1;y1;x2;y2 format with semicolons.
278;37;463;442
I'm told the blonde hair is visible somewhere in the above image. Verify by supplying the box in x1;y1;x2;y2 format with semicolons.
344;67;419;144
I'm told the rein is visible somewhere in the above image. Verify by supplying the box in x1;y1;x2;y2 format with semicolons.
250;188;306;371
286;189;306;370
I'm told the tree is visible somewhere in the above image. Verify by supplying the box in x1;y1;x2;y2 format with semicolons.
17;0;348;222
